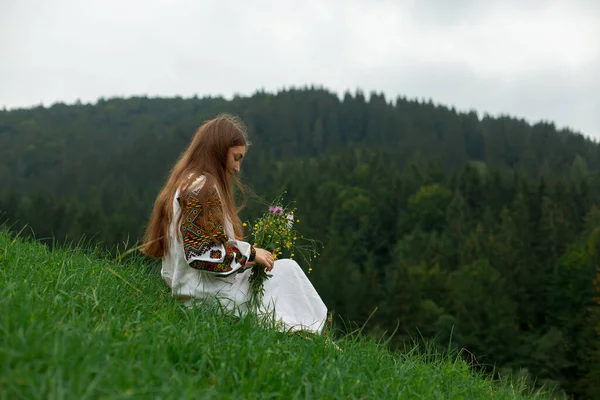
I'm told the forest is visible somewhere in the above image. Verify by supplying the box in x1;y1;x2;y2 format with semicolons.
2;87;600;398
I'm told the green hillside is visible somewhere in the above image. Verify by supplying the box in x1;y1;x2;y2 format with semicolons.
0;230;549;399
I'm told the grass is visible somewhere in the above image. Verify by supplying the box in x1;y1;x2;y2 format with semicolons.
0;230;550;399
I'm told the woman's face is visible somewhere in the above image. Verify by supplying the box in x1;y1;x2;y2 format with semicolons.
227;145;246;174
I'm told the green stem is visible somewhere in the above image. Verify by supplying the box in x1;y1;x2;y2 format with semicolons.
248;263;272;311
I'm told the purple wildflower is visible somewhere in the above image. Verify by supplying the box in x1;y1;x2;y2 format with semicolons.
269;206;284;215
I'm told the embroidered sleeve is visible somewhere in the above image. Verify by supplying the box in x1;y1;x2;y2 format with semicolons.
179;187;252;275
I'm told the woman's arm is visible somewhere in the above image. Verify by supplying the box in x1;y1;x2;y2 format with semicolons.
179;187;256;275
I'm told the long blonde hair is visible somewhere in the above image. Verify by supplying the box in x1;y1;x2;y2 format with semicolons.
140;114;249;258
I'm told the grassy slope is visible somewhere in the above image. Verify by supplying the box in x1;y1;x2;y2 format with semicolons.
0;231;547;399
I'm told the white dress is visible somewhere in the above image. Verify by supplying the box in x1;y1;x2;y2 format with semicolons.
160;176;328;334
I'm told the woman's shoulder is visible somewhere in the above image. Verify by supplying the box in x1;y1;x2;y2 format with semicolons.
181;174;220;203
188;174;207;192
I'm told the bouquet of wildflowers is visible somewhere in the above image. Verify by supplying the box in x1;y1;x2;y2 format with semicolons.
246;194;321;310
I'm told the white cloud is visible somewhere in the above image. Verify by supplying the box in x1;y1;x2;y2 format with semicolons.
1;0;598;138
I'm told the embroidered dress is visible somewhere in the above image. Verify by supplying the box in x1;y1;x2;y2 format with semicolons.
161;175;328;334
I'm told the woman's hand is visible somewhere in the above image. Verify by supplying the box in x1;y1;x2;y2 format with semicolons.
254;248;275;272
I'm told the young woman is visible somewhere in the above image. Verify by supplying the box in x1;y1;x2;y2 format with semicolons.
140;114;327;334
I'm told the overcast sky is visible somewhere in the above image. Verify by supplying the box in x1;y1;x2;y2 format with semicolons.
1;0;599;138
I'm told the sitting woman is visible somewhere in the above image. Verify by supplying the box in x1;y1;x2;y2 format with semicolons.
140;114;328;334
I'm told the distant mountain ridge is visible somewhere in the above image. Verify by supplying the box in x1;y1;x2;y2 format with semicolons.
1;88;597;200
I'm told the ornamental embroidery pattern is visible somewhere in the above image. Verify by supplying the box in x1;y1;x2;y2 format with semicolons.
180;188;234;273
190;250;234;272
188;246;247;272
